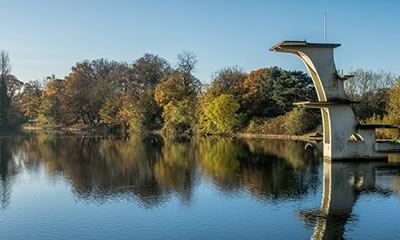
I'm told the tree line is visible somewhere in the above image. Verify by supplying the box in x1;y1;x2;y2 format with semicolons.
0;50;399;137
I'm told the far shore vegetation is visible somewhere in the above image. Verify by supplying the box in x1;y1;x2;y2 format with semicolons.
0;50;399;139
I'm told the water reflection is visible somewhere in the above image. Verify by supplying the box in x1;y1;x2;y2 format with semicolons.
1;133;400;239
0;133;321;208
0;138;18;209
299;160;400;240
199;138;321;199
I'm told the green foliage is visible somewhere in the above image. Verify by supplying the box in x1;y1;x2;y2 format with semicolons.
267;67;316;115
386;80;400;122
286;108;318;135
384;80;400;139
199;94;245;134
161;100;195;136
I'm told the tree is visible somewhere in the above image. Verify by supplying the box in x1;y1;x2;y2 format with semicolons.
118;90;161;130
161;100;195;135
0;51;12;127
267;67;316;115
154;52;200;135
6;75;24;127
286;108;319;135
19;81;42;120
99;96;121;126
387;80;400;119
344;69;397;119
242;68;276;117
208;66;247;98
155;74;189;107
62;59;128;125
199;94;245;134
38;76;64;124
129;53;171;91
6;75;23;101
155;52;200;106
384;80;400;139
176;51;200;96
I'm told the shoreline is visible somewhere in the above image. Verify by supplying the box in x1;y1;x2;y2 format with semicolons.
235;133;320;141
22;125;323;141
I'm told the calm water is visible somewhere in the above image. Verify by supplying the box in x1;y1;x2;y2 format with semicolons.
0;133;400;240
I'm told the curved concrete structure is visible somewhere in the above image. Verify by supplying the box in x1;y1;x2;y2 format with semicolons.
271;41;400;160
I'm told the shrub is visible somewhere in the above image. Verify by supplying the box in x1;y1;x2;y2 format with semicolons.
286;108;318;135
245;116;288;135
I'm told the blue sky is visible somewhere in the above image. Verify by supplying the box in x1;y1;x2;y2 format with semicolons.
1;0;399;82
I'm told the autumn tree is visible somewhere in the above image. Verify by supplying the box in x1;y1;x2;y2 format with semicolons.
129;53;172;91
62;59;128;125
208;66;247;99
384;80;400;138
123;90;161;130
98;54;171;130
155;52;200;134
19;80;43;120
242;68;275;117
38;75;64;124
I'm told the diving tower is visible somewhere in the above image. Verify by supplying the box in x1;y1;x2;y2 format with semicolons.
270;41;400;160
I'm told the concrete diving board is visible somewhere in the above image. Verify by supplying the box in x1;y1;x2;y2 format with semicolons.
294;100;359;108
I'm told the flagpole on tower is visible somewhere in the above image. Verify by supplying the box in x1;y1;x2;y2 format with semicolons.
324;12;327;43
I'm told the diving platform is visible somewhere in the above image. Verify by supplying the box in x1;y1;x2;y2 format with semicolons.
271;40;400;160
294;100;359;108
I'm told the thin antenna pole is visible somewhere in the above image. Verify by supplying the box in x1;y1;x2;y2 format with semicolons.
324;12;327;43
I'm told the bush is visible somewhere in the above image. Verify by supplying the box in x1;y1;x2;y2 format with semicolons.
246;108;319;136
245;116;288;135
363;114;400;140
286;108;318;135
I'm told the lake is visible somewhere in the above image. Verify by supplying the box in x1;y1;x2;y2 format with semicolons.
0;132;399;239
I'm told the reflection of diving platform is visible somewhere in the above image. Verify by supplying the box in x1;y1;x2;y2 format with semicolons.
298;160;400;240
270;41;400;160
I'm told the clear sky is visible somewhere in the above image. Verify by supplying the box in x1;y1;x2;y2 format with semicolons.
1;0;399;83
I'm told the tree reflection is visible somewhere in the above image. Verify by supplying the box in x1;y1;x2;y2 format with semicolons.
0;134;324;207
0;137;21;209
198;137;321;199
0;134;345;209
